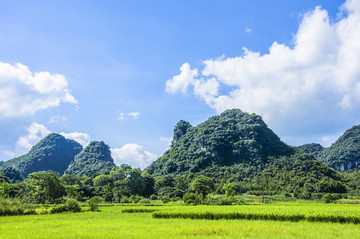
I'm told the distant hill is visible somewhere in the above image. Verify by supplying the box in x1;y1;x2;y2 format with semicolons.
1;133;83;177
64;141;116;176
145;109;347;195
296;126;360;172
296;143;324;158
318;125;360;172
145;109;295;176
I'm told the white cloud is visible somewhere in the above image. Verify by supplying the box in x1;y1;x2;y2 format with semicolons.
117;111;140;121
0;62;77;118
245;28;252;33
48;115;67;124
166;63;198;94
128;112;140;119
111;144;157;169
60;132;91;147
160;136;173;147
166;0;360;143
16;123;51;150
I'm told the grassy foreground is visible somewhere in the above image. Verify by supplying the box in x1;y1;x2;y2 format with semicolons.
1;205;360;238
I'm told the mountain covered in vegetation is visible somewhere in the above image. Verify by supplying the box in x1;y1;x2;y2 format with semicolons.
144;109;347;197
297;125;360;172
0;133;82;177
296;143;324;158
145;109;295;176
64;141;116;177
318;125;360;172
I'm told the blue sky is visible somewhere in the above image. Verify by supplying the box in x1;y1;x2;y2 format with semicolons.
1;0;359;169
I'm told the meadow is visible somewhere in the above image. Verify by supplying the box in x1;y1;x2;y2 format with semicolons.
1;203;360;238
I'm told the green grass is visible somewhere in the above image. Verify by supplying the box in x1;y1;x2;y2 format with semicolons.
1;205;360;238
152;204;360;223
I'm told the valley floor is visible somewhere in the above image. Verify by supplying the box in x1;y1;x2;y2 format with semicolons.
1;204;360;238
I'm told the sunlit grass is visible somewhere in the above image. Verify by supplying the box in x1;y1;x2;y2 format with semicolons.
0;205;360;238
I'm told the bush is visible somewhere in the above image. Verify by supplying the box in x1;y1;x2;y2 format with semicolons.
140;198;150;204
120;196;129;203
50;199;81;214
87;196;102;211
0;197;36;216
149;194;157;200
161;196;171;204
323;193;338;203
129;195;142;203
183;192;196;204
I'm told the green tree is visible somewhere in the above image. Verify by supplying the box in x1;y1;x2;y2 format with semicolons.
20;171;66;204
191;175;214;197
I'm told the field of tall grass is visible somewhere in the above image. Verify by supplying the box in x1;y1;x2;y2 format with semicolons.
1;204;360;238
151;204;360;223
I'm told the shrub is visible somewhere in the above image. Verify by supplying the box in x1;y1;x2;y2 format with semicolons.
129;195;142;203
120;196;129;203
0;197;36;216
50;199;81;214
87;196;102;211
149;194;157;200
140;198;150;204
161;196;171;204
323;193;337;203
183;192;196;204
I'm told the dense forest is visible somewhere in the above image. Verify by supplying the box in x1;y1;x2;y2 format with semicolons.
1;109;360;205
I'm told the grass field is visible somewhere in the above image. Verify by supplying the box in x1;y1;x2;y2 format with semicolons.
1;204;360;238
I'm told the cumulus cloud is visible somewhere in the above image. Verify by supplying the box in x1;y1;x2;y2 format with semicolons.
166;0;360;144
60;132;91;147
117;111;140;121
11;123;91;158
111;144;157;169
0;62;77;118
16;123;51;150
166;63;198;94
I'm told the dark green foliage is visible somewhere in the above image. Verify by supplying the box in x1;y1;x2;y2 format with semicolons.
319;125;360;172
0;197;36;216
0;167;23;183
183;192;196;204
297;143;324;158
322;193;339;203
50;199;81;214
190;175;215;197
250;153;347;196
1;134;82;178
145;109;295;176
18;171;66;204
171;120;192;147
65;141;116;176
102;183;113;202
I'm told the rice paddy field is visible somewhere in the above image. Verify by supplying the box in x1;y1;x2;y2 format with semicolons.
1;203;360;238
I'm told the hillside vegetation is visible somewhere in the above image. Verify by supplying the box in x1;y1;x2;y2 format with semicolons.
1;134;82;177
64;141;116;177
146;109;294;176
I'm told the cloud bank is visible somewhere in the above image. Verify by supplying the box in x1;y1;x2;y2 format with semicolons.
0;62;77;118
60;132;91;147
111;144;157;169
16;123;51;150
166;0;360;144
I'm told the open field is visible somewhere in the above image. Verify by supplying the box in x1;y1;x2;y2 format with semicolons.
1;204;360;238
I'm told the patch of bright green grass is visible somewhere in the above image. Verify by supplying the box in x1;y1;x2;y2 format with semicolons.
0;205;360;238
